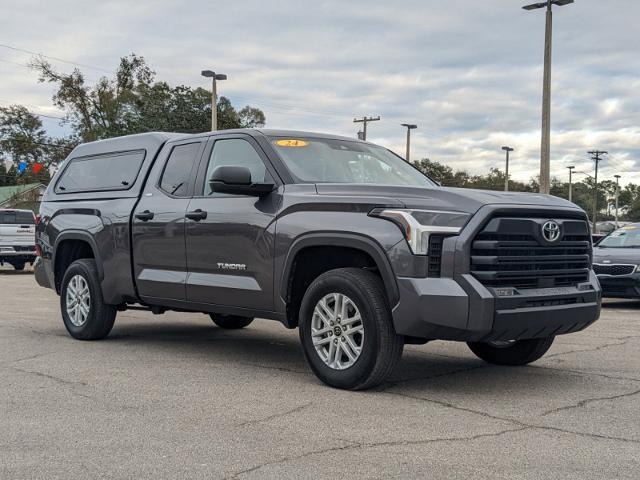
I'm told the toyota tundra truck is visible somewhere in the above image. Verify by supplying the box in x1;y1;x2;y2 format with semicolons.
34;130;601;390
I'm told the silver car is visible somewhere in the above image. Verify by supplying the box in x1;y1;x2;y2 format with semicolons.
0;209;36;271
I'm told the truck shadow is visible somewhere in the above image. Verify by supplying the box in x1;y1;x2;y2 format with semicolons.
104;319;571;392
0;269;33;276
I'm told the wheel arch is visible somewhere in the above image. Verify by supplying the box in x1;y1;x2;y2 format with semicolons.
280;233;399;328
53;231;103;293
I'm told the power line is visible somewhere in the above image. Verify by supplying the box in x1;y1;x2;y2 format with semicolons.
0;138;72;149
0;43;112;73
0;58;30;68
353;116;381;141
0;100;66;120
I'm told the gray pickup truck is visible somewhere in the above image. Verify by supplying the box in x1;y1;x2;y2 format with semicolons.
34;129;601;390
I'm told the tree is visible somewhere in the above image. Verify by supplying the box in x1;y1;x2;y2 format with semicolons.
0;105;68;185
0;105;49;164
31;54;266;141
413;158;471;187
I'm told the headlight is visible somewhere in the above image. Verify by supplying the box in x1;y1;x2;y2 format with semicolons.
636;265;640;273
369;209;470;255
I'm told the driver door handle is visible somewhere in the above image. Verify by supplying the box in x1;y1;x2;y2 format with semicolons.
135;210;154;221
185;209;207;221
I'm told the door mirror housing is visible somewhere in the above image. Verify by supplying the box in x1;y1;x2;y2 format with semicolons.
209;166;274;197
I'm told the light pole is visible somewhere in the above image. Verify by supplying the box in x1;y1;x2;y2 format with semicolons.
401;124;418;162
567;165;575;202
614;174;621;228
201;70;227;131
523;0;575;194
588;150;607;234
501;146;514;191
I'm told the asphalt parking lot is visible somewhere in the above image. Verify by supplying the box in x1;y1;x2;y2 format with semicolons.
1;266;639;479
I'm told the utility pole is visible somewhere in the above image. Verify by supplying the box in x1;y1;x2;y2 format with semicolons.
401;124;418;162
523;0;575;194
588;150;607;234
614;174;621;228
353;116;380;141
567;165;575;202
501;146;514;191
201;70;227;131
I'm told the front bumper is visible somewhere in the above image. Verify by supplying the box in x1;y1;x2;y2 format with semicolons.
392;271;601;342
389;204;601;342
597;273;640;298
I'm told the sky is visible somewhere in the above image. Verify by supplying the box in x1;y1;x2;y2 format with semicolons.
1;0;639;186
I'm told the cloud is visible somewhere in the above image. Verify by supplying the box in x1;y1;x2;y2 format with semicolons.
1;0;638;185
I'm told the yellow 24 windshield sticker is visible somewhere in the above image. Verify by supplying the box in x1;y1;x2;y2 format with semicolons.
275;139;309;147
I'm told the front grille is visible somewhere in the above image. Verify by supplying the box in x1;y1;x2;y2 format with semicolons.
593;264;636;276
470;216;591;289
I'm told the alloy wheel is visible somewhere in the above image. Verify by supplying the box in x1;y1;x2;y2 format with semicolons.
311;293;364;370
66;274;91;327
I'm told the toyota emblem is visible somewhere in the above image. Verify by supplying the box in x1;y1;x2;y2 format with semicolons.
542;220;561;242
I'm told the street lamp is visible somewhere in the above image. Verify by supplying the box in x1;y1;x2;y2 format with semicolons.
567;165;575;202
401;124;418;162
523;0;575;195
201;70;227;131
614;174;621;228
501;146;514;192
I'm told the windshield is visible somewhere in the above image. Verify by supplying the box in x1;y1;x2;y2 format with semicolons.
598;225;640;248
270;137;437;187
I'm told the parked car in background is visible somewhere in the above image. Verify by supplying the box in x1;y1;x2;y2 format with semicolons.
593;223;640;298
0;209;37;270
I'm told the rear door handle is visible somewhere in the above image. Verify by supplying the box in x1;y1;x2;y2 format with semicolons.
185;209;207;221
135;210;154;221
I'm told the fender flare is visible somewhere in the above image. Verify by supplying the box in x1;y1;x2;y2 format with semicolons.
53;230;104;281
280;232;399;307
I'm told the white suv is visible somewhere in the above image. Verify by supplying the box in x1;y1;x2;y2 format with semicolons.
0;209;36;271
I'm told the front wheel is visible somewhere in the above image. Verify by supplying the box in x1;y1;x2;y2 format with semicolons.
467;337;555;366
60;259;116;340
299;268;404;390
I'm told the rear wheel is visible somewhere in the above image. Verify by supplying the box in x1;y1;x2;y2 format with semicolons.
12;261;25;271
467;337;555;366
60;259;116;340
299;268;404;390
209;314;254;329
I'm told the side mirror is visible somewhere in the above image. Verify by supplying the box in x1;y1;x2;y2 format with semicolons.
209;166;274;197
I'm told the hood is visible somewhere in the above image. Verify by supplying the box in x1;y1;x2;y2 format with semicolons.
593;246;640;264
315;184;581;215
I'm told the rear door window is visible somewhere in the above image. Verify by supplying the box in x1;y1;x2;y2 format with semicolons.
55;150;145;193
0;211;34;224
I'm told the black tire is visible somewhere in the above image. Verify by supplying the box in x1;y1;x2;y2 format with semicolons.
467;337;555;366
12;261;25;271
209;314;254;329
298;268;404;390
60;259;116;340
